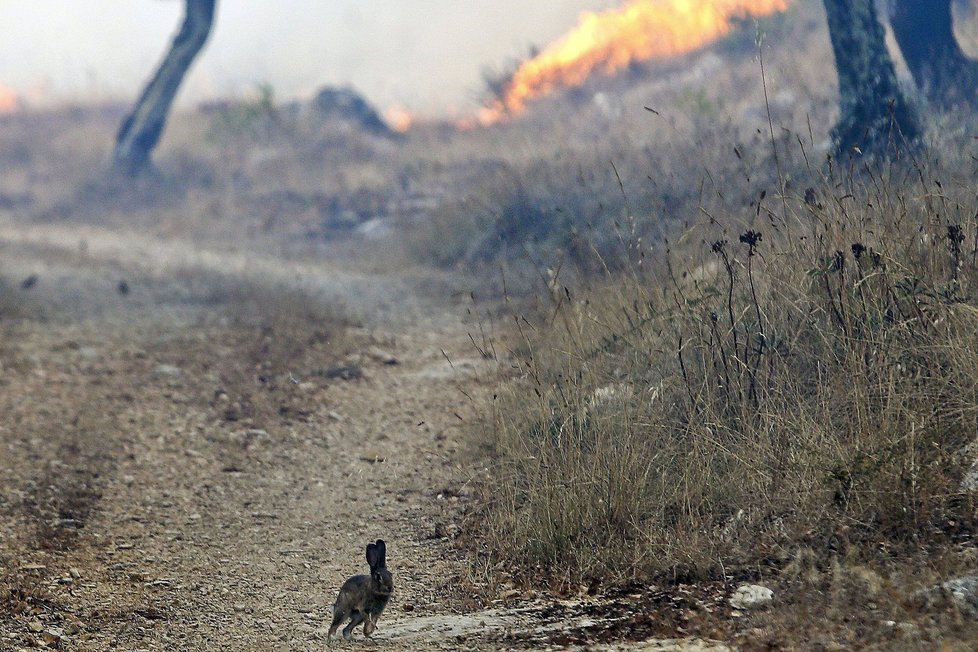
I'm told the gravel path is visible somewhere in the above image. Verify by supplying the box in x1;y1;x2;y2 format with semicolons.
0;220;727;651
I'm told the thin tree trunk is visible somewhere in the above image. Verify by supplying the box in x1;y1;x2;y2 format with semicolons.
890;0;978;108
112;0;216;177
823;0;922;158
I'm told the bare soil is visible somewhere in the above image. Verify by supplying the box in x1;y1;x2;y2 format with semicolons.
0;219;723;651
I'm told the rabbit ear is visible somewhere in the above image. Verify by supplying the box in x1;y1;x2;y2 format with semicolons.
375;539;386;567
366;542;380;570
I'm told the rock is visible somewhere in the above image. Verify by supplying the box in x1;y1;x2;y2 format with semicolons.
729;584;774;610
959;440;978;492
316;365;363;381
883;620;920;638
359;451;385;464
366;347;398;365
355;217;393;240
243;429;270;445
310;86;393;136
327;411;344;422
152;364;183;380
912;576;978;617
18;563;46;571
42;628;64;646
27;620;43;633
498;588;521;601
962;465;978;492
64;620;84;635
78;347;100;361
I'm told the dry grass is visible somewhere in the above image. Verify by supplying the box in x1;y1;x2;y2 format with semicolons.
444;5;978;601
472;120;978;639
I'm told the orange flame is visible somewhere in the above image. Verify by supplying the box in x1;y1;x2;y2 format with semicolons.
478;0;789;126
0;84;18;114
385;106;415;133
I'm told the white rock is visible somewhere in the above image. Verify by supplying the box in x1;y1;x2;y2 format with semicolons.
962;465;978;492
367;347;398;365
914;576;978;617
959;439;978;492
729;584;774;610
78;347;100;361
152;364;183;380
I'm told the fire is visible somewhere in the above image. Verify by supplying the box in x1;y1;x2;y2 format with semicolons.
385;106;415;133
0;84;18;114
478;0;790;125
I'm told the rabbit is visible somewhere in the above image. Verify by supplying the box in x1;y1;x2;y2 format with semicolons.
327;539;394;641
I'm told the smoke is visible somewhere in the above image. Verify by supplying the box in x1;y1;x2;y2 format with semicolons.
0;0;616;113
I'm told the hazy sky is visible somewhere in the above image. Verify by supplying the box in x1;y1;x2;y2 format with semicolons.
0;1;618;115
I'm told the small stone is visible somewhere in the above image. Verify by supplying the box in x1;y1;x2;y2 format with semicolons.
28;620;43;633
730;584;774;610
913;575;978;617
318;365;362;381
152;364;183;380
244;429;269;444
327;411;344;422
42;628;64;645
367;347;398;365
78;347;100;361
897;622;920;637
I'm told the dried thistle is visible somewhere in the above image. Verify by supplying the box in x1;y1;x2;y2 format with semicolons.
739;230;762;256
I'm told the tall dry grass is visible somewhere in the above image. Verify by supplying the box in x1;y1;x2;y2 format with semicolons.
478;136;978;587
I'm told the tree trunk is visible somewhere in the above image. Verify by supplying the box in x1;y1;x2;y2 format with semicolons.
112;0;216;177
889;0;978;108
822;0;922;158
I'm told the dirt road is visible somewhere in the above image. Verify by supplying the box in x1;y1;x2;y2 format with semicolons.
0;221;727;651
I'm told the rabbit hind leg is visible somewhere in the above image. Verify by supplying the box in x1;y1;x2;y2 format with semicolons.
327;608;345;642
343;610;366;639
